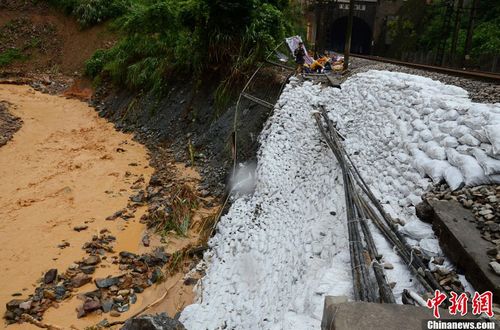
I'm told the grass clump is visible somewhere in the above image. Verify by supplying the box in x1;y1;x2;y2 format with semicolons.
150;184;198;237
0;48;27;67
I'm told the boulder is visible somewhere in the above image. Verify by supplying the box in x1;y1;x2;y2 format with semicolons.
121;313;186;330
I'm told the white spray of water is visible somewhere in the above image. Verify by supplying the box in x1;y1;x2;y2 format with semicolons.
230;162;257;195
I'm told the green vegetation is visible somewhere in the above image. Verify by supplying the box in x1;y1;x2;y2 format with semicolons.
386;0;500;66
79;0;295;108
47;0;131;27
0;48;27;67
149;184;198;237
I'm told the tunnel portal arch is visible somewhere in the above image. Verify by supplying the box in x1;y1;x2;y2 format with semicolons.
328;16;372;55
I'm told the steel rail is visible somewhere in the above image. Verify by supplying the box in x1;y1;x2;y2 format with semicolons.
351;54;500;82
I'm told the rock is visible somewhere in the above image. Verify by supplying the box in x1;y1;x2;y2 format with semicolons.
101;299;114;313
80;265;96;274
43;269;58;284
130;191;145;203
436;267;451;277
199;190;209;198
54;286;66;300
489;261;500;276
118;289;130;297
487;247;498;256
110;310;121;317
479;209;493;216
57;241;70;249
43;289;56;300
6;299;24;311
84;290;102;300
114;295;124;303
489;223;499;232
83;255;101;266
119;251;138;259
69;263;79;270
183;278;197;286
485;214;495;220
117;304;130;313
129;294;137;304
106;209;125;221
142;235;150;247
150;268;162;284
463;200;473;208
4;310;16;321
83;299;101;313
121;313;186;330
95;276;120;289
383;262;394;270
71;274;92;288
98;319;110;327
133;286;144;294
74;225;89;232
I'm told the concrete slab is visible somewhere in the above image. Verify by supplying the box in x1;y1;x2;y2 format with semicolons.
321;298;462;330
423;199;500;301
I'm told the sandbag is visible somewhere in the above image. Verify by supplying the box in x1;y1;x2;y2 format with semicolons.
446;148;490;186
485;124;500;156
471;148;500;176
450;125;471;139
419;238;442;258
401;221;434;240
441;136;459;148
458;133;481;147
420;129;433;142
439;121;458;134
423;141;446;160
412;149;449;183
443;166;465;191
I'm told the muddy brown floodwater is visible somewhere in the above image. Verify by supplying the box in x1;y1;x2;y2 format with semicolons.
0;84;183;329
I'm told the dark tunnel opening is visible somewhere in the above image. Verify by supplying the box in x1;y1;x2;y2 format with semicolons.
327;16;372;54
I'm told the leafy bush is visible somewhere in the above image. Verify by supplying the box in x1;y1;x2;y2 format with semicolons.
73;0;131;27
85;49;111;77
47;0;130;27
0;48;27;67
85;0;294;105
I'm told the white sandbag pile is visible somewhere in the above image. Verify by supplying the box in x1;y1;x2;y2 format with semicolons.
325;70;500;194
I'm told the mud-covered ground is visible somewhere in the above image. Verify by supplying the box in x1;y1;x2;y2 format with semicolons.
0;84;217;329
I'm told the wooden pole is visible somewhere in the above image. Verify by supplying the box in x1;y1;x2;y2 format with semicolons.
343;0;355;70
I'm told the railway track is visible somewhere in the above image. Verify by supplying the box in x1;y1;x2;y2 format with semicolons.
351;54;500;82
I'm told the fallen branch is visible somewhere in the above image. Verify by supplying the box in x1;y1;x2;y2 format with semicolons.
20;314;63;330
106;280;179;327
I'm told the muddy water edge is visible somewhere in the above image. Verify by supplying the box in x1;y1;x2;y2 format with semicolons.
0;84;217;329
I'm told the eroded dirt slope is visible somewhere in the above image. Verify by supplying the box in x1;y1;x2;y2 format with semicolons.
0;1;115;76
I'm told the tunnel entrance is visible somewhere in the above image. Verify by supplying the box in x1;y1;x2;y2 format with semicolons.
328;16;372;54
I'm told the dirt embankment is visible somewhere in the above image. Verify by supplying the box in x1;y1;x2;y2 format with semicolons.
93;67;288;198
0;1;115;77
